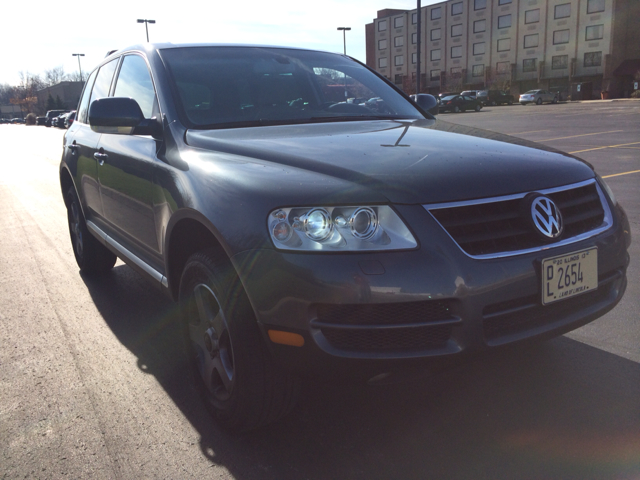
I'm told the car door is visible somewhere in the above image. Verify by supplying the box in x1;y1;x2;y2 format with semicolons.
65;60;119;219
96;54;163;264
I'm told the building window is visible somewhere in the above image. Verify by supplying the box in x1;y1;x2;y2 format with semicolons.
554;4;571;19
525;9;540;24
523;58;537;72
524;34;539;48
412;53;418;64
587;0;605;14
430;69;441;80
450;67;462;78
431;29;441;41
475;0;486;10
451;46;462;58
553;29;570;44
497;38;511;52
584;51;602;67
412;12;418;24
394;36;404;47
378;57;388;68
394;17;404;28
431;7;442;20
412;33;418;44
394;74;403;84
378;39;388;50
451;2;463;16
431;49;441;61
498;15;512;29
474;19;486;33
552;55;568;69
395;55;404;66
451;24;463;37
472;64;484;77
473;42;486;55
496;61;510;74
378;20;387;32
586;24;604;41
498;0;512;4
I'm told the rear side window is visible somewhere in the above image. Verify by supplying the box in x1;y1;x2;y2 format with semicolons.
113;55;158;118
89;59;119;108
77;69;98;124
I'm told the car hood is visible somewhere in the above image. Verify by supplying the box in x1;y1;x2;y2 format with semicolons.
185;119;594;205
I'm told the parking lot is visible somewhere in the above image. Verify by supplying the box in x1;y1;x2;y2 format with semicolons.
1;100;639;479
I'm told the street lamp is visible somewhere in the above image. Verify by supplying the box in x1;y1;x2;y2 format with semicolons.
72;53;85;81
137;19;156;42
337;27;351;55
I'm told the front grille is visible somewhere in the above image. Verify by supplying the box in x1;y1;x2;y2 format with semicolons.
312;300;457;353
428;181;606;257
482;270;621;342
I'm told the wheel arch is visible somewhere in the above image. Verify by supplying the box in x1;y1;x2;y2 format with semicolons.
59;166;75;209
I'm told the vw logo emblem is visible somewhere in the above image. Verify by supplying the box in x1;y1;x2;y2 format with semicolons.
531;196;563;239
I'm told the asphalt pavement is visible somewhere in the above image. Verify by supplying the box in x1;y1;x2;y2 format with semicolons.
0;102;638;480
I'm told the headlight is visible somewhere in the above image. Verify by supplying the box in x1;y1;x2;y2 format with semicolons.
268;205;417;251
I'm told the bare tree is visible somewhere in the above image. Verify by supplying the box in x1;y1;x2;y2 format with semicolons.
44;66;68;86
10;72;45;115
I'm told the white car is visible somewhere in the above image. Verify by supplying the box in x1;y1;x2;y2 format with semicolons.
519;89;558;105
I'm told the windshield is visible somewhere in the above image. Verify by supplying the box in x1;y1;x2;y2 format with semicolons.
159;46;424;129
524;90;539;94
441;95;457;101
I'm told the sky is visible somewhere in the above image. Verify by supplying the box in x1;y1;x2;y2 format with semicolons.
1;0;441;86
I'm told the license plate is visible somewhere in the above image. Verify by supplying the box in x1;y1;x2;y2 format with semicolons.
541;247;598;305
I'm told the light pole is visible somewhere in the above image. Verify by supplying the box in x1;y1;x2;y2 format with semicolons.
337;27;351;55
137;19;156;42
72;53;85;81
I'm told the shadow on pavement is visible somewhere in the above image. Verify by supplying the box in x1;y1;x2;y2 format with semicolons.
83;264;640;480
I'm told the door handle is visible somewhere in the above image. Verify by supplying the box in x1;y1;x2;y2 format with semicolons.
94;151;108;165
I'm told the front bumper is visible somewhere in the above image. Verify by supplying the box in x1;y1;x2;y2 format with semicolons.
232;203;630;377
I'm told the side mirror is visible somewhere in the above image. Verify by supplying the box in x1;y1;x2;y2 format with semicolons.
410;94;439;116
89;97;162;138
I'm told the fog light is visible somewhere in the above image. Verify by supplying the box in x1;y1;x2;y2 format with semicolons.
272;221;292;242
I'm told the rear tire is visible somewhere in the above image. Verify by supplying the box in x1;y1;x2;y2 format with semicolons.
536;98;543;105
475;104;481;112
66;187;116;274
508;99;513;105
453;106;460;113
179;248;300;432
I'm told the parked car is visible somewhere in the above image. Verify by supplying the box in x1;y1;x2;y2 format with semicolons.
438;92;460;104
520;89;558;105
438;94;483;113
61;43;630;432
43;109;68;127
410;93;439;115
64;111;76;128
10;118;25;124
485;90;515;105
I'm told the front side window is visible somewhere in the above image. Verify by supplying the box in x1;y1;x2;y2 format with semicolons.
430;69;441;80
451;24;463;37
77;69;98;124
523;58;537;72
472;64;484;77
525;9;540;24
378;20;387;32
451;46;462;58
553;29;570;44
431;7;442;20
431;49;441;61
524;34;539;48
394;17;404;28
474;19;486;33
587;0;605;13
378;39;388;50
451;2;463;15
473;42;486;55
113;55;157;118
475;0;487;10
555;4;571;19
584;51;602;67
586;24;604;40
394;36;404;47
89;58;119;108
497;38;511;51
431;28;441;40
498;15;512;29
552;55;568;69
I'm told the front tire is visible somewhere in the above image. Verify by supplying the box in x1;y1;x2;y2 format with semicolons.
179;249;300;432
475;104;482;112
66;187;116;274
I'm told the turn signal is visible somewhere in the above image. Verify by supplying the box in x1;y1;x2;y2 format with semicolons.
268;330;305;347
